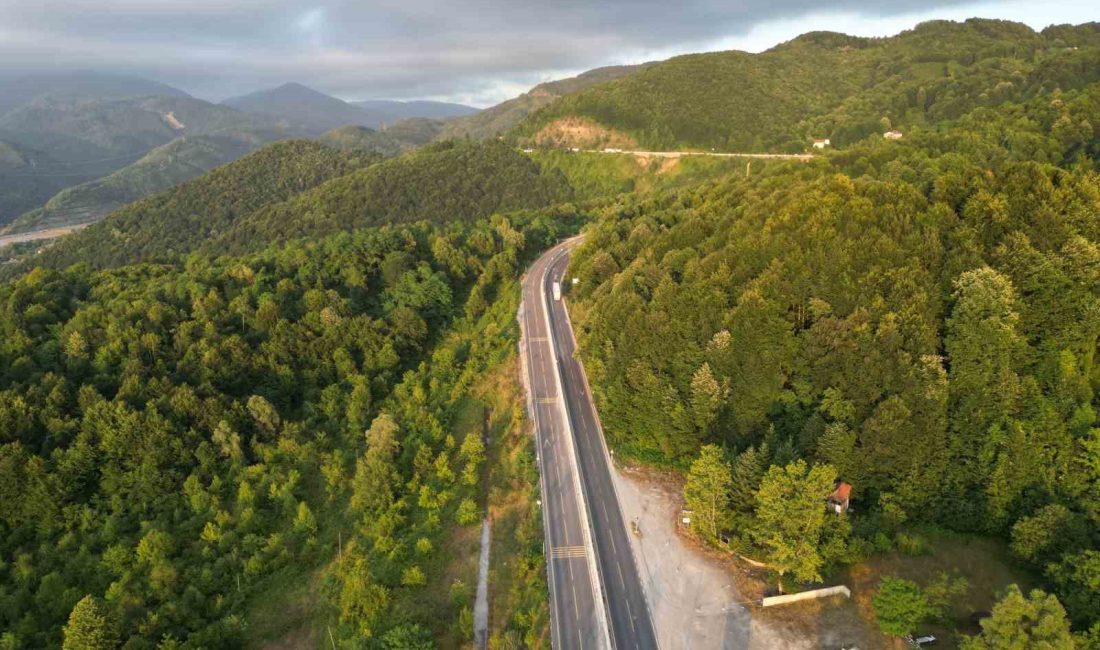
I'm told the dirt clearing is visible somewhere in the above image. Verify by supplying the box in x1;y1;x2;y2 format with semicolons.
612;465;873;649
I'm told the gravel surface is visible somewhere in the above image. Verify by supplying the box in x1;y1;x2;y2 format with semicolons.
612;465;830;649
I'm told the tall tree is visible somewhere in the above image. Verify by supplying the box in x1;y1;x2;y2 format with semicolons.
753;460;839;590
684;444;733;540
961;585;1075;650
944;267;1023;517
62;596;118;650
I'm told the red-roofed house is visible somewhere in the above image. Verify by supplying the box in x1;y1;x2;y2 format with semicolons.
828;481;852;514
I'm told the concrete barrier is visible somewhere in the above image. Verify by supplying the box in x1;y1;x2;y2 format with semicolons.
761;585;851;607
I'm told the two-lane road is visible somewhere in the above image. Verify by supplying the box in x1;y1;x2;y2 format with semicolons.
520;238;658;649
521;243;605;649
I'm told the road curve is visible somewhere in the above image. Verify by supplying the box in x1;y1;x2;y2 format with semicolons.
520;238;659;650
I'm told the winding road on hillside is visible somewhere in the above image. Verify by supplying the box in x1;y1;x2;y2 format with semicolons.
520;238;659;650
581;149;814;161
0;223;90;250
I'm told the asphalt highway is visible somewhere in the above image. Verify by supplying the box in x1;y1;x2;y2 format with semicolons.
520;239;658;650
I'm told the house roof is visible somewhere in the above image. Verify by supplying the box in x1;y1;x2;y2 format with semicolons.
830;482;852;501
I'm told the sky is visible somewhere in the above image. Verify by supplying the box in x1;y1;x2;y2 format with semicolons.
0;0;1097;106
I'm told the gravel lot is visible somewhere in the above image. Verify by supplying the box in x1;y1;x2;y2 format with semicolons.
611;464;872;649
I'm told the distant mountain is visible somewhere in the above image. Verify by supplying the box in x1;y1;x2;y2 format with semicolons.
0;94;271;225
514;19;1100;152
0;140;79;227
0;71;190;118
438;64;653;141
0;95;258;160
0;140;27;169
23;140;374;270
6;129;286;234
223;82;389;134
352;99;478;122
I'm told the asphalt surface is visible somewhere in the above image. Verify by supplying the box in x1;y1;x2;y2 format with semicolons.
521;239;659;650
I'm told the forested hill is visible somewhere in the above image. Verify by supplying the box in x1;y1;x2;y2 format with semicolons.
0;208;574;647
564;72;1100;634
16;140;572;271
514;19;1100;152
24;141;374;271
202;140;574;254
438;63;652;141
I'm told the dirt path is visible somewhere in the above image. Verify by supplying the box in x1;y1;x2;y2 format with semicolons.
474;518;490;649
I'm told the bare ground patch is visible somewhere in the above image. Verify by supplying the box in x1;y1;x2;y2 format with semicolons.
532;116;637;150
612;465;874;649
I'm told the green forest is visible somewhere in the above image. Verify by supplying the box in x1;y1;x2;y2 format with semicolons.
564;43;1100;645
0;206;578;647
516;19;1100;152
2;15;1100;650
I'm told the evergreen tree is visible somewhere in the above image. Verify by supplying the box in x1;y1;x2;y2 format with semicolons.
684;444;733;540
961;586;1075;650
62;596;118;650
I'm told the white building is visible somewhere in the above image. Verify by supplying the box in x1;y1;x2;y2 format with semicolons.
812;138;830;149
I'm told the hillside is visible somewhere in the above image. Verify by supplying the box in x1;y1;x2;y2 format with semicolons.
438;63;652;141
0;141;24;168
353;99;479;121
4;17;1100;649
0;95;271;224
563;66;1100;641
0;94;259;159
515;19;1100;151
223;82;389;134
318;125;411;156
0;141;87;227
6;130;286;234
25;141;374;270
206;140;574;253
0;70;189;117
318;120;446;155
0;208;568;647
383;117;448;145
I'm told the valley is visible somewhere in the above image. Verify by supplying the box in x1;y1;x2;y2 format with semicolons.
0;14;1098;650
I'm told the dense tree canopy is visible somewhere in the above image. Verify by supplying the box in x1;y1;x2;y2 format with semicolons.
569;55;1100;630
516;19;1100;152
0;206;578;647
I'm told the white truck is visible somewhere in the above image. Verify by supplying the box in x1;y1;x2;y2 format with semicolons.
552;281;562;301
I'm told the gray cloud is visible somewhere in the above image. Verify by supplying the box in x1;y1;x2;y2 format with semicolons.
0;0;1043;104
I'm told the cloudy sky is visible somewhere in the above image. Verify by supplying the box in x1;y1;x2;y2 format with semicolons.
0;0;1097;105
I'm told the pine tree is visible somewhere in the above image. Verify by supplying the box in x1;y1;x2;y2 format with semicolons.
684;445;733;541
63;596;119;650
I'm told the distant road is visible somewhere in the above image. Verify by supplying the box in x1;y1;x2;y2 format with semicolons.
0;223;89;250
574;148;814;161
520;238;659;650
